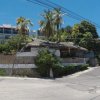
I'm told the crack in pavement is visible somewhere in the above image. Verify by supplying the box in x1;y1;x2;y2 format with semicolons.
63;81;100;94
90;95;100;100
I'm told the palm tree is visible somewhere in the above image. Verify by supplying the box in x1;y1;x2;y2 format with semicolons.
53;8;63;41
39;10;54;38
17;17;33;36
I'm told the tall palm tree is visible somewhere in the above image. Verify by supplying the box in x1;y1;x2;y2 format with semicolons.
39;10;54;38
53;8;63;41
17;17;33;36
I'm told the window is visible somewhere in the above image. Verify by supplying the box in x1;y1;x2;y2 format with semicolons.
4;28;11;34
13;29;18;34
0;28;3;33
60;49;76;58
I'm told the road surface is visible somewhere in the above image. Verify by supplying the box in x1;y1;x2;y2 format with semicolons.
0;67;100;100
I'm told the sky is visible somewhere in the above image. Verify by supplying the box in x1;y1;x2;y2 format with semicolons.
0;0;100;35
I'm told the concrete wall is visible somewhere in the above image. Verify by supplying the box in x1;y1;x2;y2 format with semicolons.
61;58;87;63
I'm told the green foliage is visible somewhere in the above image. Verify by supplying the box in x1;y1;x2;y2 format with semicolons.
63;64;89;75
65;26;72;34
0;35;31;54
65;20;99;51
60;31;68;42
34;48;63;77
17;16;33;35
39;8;63;41
35;48;89;77
39;10;54;38
79;32;93;50
0;44;6;53
0;69;6;76
80;21;98;38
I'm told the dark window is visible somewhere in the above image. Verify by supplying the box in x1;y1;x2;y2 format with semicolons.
24;46;31;52
60;51;70;58
4;28;11;34
60;49;76;58
13;29;18;34
0;28;3;33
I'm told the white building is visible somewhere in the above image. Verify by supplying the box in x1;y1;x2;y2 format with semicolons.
0;24;18;42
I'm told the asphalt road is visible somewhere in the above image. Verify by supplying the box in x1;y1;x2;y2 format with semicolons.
0;67;100;100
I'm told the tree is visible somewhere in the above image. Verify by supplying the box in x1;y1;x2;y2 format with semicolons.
17;17;33;36
71;21;98;45
79;32;93;50
65;26;72;34
53;8;63;41
39;10;54;38
79;20;98;38
0;35;27;54
71;24;82;44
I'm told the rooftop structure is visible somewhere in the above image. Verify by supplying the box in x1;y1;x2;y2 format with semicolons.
26;38;87;51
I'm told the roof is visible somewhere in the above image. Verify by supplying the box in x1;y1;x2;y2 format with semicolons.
27;38;46;47
0;24;16;28
60;42;87;51
27;38;87;51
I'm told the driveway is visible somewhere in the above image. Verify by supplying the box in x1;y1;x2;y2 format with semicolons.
0;67;100;100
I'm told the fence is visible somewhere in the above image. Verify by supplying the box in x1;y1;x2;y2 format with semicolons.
0;54;15;64
0;54;37;77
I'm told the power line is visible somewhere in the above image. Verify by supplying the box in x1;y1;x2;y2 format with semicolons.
27;0;83;21
45;0;100;28
26;0;49;8
26;0;100;29
44;0;100;28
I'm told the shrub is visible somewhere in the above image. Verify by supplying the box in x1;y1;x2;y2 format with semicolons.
35;48;89;78
0;44;4;53
0;35;31;54
52;63;63;77
63;64;89;75
35;48;63;77
0;69;6;76
79;64;89;71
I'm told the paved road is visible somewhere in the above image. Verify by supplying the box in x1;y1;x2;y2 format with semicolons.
0;67;100;100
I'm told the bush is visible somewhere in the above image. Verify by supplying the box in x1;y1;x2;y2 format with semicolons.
35;48;63;77
63;64;89;75
0;69;6;76
0;44;4;53
0;35;31;54
35;48;89;78
79;64;89;71
52;63;63;77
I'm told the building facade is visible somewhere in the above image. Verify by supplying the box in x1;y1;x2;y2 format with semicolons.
0;24;18;42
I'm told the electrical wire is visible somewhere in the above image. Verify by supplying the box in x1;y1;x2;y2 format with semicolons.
26;0;100;29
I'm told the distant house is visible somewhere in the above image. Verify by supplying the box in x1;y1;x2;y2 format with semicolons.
16;38;91;66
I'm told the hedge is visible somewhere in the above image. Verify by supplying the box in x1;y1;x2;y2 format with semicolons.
62;64;89;76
